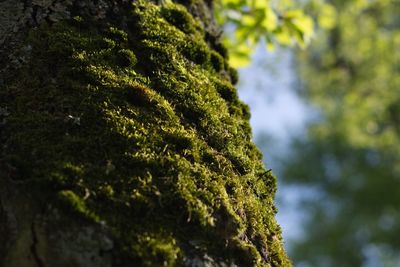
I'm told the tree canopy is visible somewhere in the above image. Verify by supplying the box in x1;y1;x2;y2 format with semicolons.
279;0;400;266
216;0;336;67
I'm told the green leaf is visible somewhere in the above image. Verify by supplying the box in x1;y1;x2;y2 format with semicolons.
228;42;253;67
222;0;244;8
283;9;304;19
229;53;251;67
275;27;292;45
261;7;278;31
252;0;269;10
318;4;337;29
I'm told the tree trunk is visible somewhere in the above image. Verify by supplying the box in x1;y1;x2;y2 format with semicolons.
0;0;291;266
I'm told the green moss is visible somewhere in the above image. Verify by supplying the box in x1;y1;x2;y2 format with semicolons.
131;233;180;267
160;3;199;34
213;78;238;102
178;37;210;65
107;26;129;43
210;50;225;72
0;1;291;266
116;49;137;67
230;237;263;266
174;0;196;7
57;190;100;222
228;66;239;85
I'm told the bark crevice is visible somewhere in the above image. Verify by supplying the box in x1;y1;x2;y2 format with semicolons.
30;218;45;267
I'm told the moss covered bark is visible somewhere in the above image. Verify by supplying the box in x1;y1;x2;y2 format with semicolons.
0;0;291;266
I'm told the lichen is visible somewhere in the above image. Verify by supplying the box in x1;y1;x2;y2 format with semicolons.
0;0;291;266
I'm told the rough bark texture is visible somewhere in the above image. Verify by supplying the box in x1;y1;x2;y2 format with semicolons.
0;0;291;266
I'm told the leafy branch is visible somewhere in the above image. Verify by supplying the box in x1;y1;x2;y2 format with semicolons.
216;0;337;67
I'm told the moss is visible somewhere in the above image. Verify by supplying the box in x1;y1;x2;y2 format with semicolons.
0;1;291;266
106;26;129;43
204;31;228;59
130;232;180;267
216;42;228;58
230;237;263;266
228;66;239;85
160;3;199;34
57;190;100;222
213;78;238;102
116;49;137;67
179;37;210;65
210;50;224;72
174;0;196;7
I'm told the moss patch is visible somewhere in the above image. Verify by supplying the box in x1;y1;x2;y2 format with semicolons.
0;1;291;266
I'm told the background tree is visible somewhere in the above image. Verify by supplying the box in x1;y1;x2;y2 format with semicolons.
0;0;293;266
280;0;400;266
216;0;321;67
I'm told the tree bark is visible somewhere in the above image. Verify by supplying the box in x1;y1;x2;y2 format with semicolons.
0;1;291;266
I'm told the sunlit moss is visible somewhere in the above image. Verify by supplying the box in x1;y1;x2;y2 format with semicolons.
57;190;100;222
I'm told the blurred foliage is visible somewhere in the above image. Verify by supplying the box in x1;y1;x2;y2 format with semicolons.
281;0;400;266
216;0;337;67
